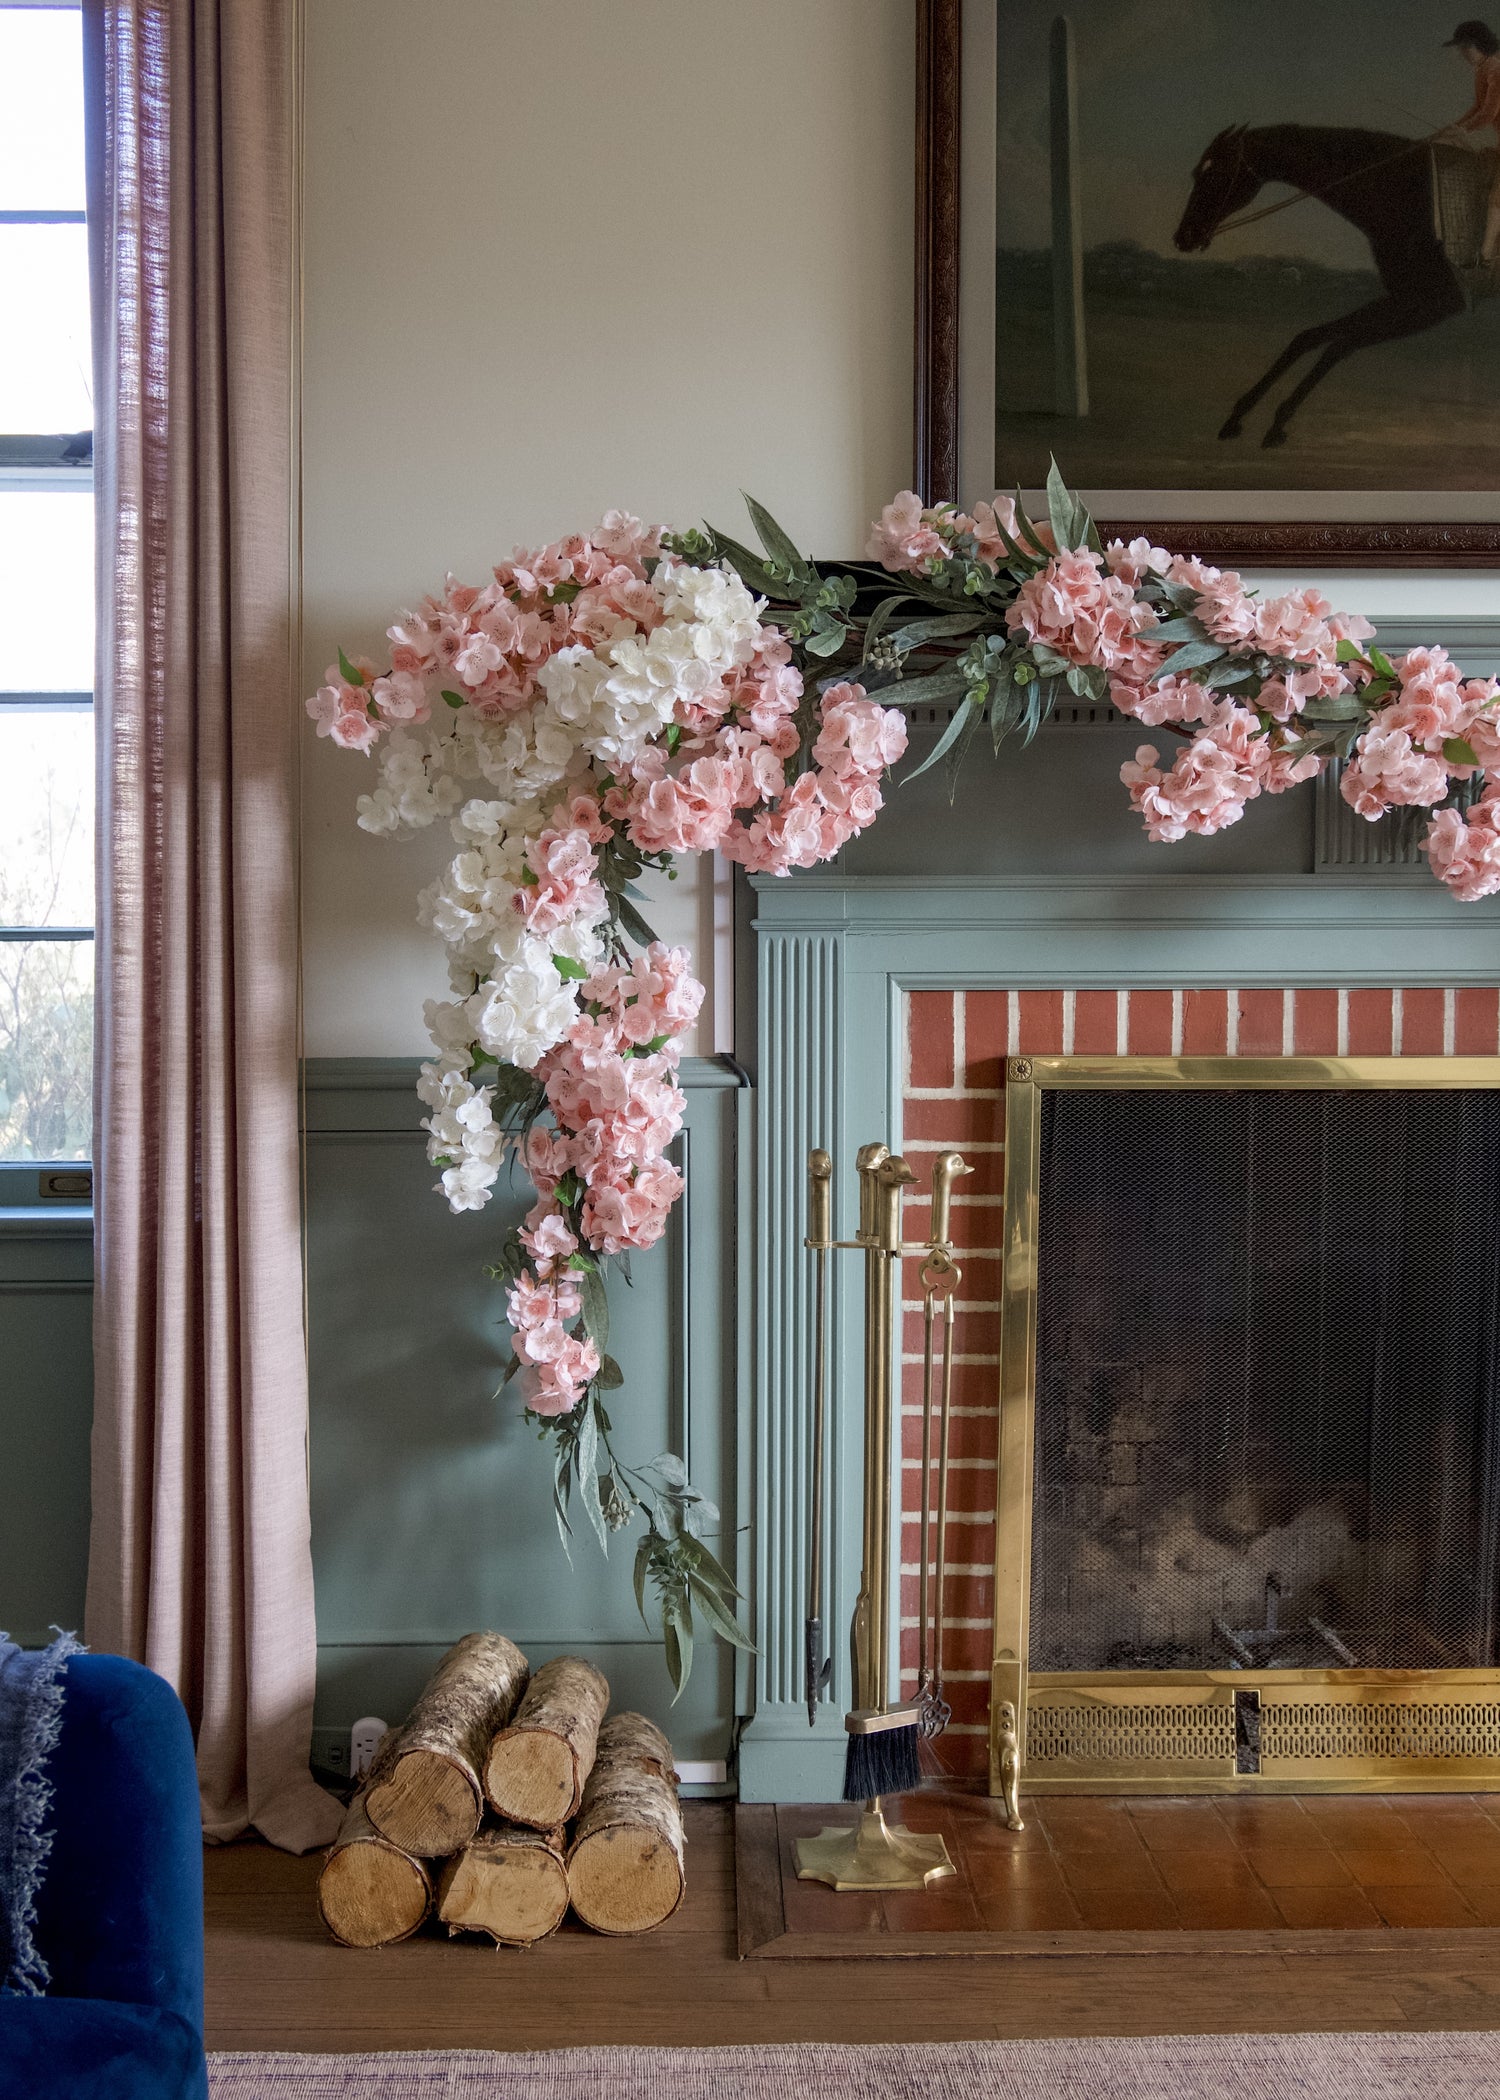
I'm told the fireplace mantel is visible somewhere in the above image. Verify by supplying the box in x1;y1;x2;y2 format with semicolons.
738;624;1500;1801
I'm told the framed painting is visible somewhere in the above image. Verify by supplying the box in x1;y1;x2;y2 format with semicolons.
918;0;1500;562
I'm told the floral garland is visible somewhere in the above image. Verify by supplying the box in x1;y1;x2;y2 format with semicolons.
312;472;1498;1690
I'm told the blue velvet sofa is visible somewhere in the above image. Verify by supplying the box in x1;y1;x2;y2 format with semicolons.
0;1654;208;2099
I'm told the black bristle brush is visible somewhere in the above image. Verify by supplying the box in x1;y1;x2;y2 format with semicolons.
843;1703;922;1801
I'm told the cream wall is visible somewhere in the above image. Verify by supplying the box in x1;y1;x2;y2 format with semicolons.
298;0;915;1057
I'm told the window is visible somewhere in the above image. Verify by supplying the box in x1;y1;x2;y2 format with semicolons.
0;0;93;1175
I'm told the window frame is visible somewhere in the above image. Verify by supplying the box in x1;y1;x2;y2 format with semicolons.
0;0;94;1200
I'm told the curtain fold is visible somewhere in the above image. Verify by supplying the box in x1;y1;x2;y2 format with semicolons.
84;0;339;1852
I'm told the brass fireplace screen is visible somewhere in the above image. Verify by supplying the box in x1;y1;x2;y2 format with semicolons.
990;1055;1500;1798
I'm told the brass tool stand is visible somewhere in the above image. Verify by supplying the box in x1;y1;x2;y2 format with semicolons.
795;1146;973;1892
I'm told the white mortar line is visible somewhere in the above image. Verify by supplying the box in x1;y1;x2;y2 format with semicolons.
1392;986;1404;1056
1007;989;1020;1056
1337;987;1349;1056
1225;989;1240;1055
1281;987;1294;1057
1445;987;1457;1054
1171;988;1184;1055
1062;988;1076;1055
1116;989;1129;1056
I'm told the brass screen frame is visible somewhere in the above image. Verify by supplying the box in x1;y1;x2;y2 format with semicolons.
989;1054;1500;1798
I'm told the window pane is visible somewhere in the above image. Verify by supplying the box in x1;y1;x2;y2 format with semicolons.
0;489;93;690
0;9;85;212
0;708;93;927
0;937;92;1161
0;224;91;433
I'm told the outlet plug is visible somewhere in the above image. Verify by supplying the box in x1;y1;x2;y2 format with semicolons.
349;1715;387;1780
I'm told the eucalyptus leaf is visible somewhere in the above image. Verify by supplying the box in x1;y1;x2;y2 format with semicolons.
1046;459;1079;552
803;624;847;658
596;1354;624;1391
742;495;808;578
903;694;974;783
885;612;983;653
1300;694;1366;722
1147;616;1211;645
1159;640;1226;678
615;896;661;948
575;1402;610;1555
687;1571;754;1650
580;1268;610;1351
883;665;969;710
633;1532;652;1628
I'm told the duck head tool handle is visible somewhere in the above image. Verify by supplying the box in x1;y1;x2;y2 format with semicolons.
793;1140;957;1893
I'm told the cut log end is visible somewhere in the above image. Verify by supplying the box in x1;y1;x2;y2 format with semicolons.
567;1823;684;1936
438;1824;569;1947
318;1799;433;1949
483;1732;578;1833
364;1747;480;1856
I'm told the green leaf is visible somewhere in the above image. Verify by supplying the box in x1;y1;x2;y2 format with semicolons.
596;1354;624;1391
803;624;847;658
741;494;809;578
1011;489;1053;561
1300;693;1366;722
703;528;782;599
1159;640;1226;679
615;896;661;949
861;593;915;655
903;694;974;783
1445;736;1480;767
686;1570;755;1651
441;689;466;709
885;612;983;653
1203;662;1255;691
337;646;365;687
881;665;968;711
553;954;588;980
580;1267;610;1352
665;723;682;756
662;1590;694;1699
681;1530;740;1597
1335;638;1364;664
633;1533;652;1629
1368;646;1397;681
1146;616;1211;645
575;1402;610;1555
1045;459;1080;552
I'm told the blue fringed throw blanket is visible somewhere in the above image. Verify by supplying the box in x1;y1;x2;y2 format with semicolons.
0;1630;81;1997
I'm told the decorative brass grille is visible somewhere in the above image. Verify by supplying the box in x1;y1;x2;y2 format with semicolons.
1026;1697;1233;1774
1261;1699;1500;1765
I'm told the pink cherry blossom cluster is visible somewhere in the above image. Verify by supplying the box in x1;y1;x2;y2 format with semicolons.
865;490;1500;903
505;943;702;1415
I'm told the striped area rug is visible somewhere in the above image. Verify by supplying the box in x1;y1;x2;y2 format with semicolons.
209;2031;1500;2097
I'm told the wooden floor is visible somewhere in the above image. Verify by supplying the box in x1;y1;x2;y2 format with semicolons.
207;1802;1500;2051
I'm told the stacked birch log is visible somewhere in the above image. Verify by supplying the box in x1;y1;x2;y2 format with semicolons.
317;1633;686;1950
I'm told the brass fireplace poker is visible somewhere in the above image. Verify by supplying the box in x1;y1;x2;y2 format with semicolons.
796;1142;972;1892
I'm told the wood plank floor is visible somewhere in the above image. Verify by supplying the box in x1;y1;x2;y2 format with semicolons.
206;1804;1500;2051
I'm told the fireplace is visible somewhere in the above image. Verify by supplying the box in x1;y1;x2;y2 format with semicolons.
995;1051;1500;1797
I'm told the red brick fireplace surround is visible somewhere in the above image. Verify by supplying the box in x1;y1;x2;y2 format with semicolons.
899;985;1500;1778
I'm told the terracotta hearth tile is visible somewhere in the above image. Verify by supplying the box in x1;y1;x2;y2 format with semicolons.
1336;1846;1452;1889
963;991;1009;1083
903;1097;1002;1144
1127;989;1173;1056
1366;1882;1478;1928
908;991;955;1089
950;1802;1053;1853
1072;989;1120;1054
1270;1884;1383;1929
1236;989;1285;1056
1455;986;1500;1054
1428;1842;1500;1886
1181;988;1229;1054
1015;989;1064;1054
1129;1808;1240;1855
1070;1885;1183;1931
961;1848;1072;1899
1037;1795;1136;1834
1400;986;1447;1055
1346;987;1394;1054
1153;1850;1262;1894
1292;986;1340;1055
977;1884;1085;1931
881;1883;986;1932
1212;1798;1316;1839
1170;1886;1283;1930
1243;1845;1353;1888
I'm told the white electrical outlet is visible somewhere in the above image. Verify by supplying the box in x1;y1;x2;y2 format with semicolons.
349;1716;387;1780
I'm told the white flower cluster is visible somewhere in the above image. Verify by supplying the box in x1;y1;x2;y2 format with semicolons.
380;560;761;1212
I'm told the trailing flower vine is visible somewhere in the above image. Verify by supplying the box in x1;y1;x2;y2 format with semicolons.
312;472;1499;1690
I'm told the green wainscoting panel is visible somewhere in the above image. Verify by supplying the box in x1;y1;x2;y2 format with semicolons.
304;1056;747;1767
0;1211;93;1645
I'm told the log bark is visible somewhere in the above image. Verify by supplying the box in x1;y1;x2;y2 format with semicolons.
318;1792;433;1948
364;1632;529;1856
483;1654;609;1829
437;1821;569;1947
566;1711;685;1935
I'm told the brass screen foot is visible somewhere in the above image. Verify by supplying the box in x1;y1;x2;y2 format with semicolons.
996;1700;1024;1831
793;1800;956;1891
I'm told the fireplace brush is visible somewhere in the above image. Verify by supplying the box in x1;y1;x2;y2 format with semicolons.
796;1140;971;1892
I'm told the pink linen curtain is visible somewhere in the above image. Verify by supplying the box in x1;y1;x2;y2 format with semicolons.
84;0;339;1851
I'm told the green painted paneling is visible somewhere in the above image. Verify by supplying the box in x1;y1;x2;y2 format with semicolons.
304;1057;746;1764
0;1212;93;1644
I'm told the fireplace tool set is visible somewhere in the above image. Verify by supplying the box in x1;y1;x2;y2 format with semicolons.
795;1141;1000;1893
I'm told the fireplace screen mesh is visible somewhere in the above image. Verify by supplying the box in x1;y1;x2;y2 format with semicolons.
1030;1087;1500;1674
